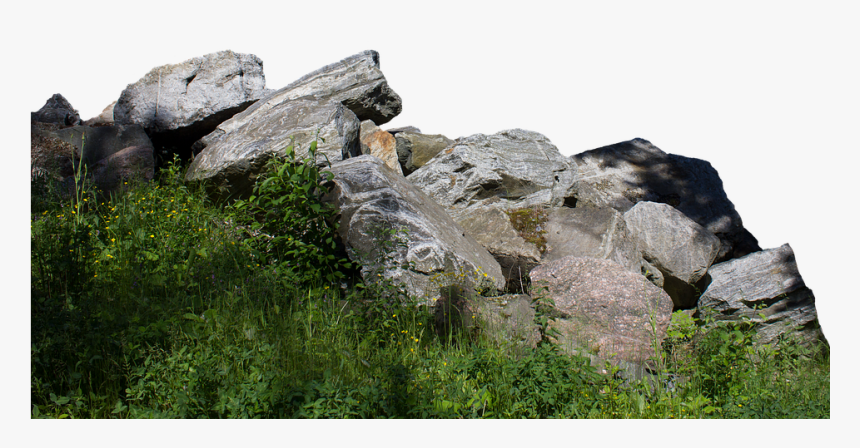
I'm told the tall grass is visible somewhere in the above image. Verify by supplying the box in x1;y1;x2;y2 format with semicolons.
30;147;829;419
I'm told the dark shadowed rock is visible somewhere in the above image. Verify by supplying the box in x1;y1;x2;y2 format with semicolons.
196;50;402;152
185;98;360;202
322;155;504;303
386;126;421;135
542;207;641;274
530;256;673;367
571;138;760;263
47;124;154;165
408;129;577;211
624;201;721;309
697;244;827;347
395;132;454;175
359;120;402;175
88;145;155;193
32;94;81;126
31;123;78;181
114;50;269;160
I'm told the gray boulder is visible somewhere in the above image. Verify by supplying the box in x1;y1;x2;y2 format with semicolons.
114;50;269;155
31;94;81;126
624;201;721;309
395;131;454;175
196;50;402;152
408;129;577;210
697;244;827;347
83;101;116;126
322;155;505;303
185;98;360;202
542;206;641;274
530;256;674;367
386;126;421;135
571;138;760;263
359;120;402;175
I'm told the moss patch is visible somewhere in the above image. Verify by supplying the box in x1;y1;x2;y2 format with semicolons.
506;207;548;254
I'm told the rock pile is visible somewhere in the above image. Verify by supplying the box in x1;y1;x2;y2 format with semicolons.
31;49;828;376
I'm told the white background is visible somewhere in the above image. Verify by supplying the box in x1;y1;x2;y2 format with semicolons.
7;0;856;440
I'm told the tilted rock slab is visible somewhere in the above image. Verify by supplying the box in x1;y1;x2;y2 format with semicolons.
697;244;827;347
359;120;402;175
571;138;760;263
624;201;721;309
196;50;402;152
322;155;505;303
543;207;641;274
114;50;269;151
32;93;81;126
395;131;454;175
83;101;116;126
408;129;577;210
530;256;673;367
185;98;360;202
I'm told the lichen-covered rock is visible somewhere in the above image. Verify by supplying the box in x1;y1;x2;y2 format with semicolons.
359;120;402;175
185;98;360;202
395;131;454;175
571;138;760;263
31;94;81;127
697;244;827;347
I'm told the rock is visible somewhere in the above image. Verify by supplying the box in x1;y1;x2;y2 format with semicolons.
624;201;721;309
530;256;673;367
195;50;402;152
697;244;827;347
83;101;116;126
542;206;641;274
88;145;155;193
31;94;81;127
408;129;577;211
386;126;421;135
31;123;78;181
394;132;454;175
114;50;269;160
322;155;505;303
472;294;541;351
571;138;760;263
185;98;360;202
46;124;154;165
359;120;402;175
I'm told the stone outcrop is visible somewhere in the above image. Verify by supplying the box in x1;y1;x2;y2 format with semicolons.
530;256;674;367
359;120;402;175
395;131;454;175
87;145;155;193
185;98;360;202
571;138;760;263
322;155;505;303
84;101;116;126
114;50;269;158
623;201;721;309
32;94;81;127
43;124;154;165
542;207;641;274
697;244;826;347
195;50;401;153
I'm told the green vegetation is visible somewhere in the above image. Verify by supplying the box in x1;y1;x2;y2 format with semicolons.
30;141;829;418
506;207;548;254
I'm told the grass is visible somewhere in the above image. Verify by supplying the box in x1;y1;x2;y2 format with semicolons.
29;147;829;419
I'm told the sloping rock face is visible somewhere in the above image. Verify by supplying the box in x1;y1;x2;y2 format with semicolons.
571;138;760;263
195;50;401;152
697;244;826;347
359;120;402;175
408;129;577;211
83;101;116;126
624;201;721;309
32;94;81;126
87;145;155;193
542;207;641;274
395;131;454;175
114;50;269;160
530;256;674;366
322;155;505;303
185;98;360;202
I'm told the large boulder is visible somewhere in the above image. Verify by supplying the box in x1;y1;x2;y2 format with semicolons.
114;50;269;159
185;98;360;202
530;256;674;368
624;201;721;309
322;155;505;303
87;145;155;193
31;94;81;127
43;124;154;165
359;120;402;175
395;131;454;175
697;244;827;347
31;123;78;182
408;129;577;211
195;50;402;152
542;206;641;274
571;138;760;263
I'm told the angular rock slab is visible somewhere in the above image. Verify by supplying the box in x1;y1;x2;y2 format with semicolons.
359;120;402;175
698;244;827;347
542;207;641;274
322;155;505;303
196;50;401;152
395;131;454;175
185;98;360;202
84;101;116;126
571;138;760;263
530;256;673;366
624;201;721;309
88;145;155;194
408;129;577;210
32;93;81;126
114;50;268;149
